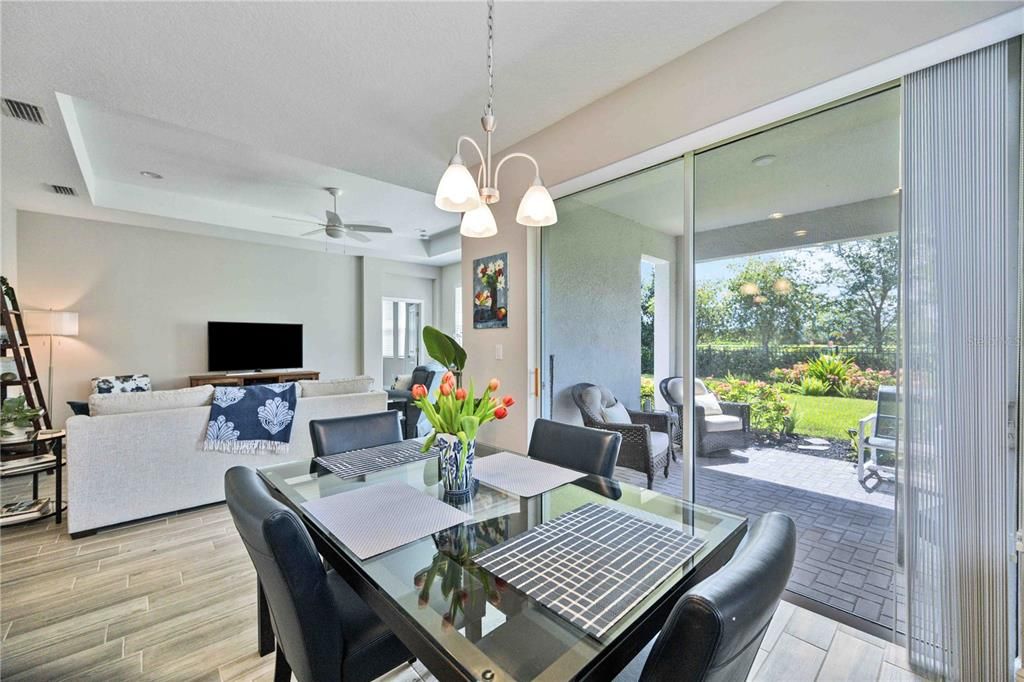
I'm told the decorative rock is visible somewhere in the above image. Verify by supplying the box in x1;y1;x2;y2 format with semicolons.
803;437;831;446
798;444;831;451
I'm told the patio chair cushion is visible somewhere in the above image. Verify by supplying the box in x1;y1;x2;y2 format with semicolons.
704;414;743;433
865;435;897;451
602;401;631;425
581;386;605;418
695;391;723;416
666;378;686;404
650;431;670;457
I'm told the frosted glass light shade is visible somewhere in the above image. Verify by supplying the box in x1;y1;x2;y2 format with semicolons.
435;162;481;212
516;181;557;227
24;310;78;336
460;204;497;238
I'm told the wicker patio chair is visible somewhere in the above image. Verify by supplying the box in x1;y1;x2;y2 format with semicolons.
659;377;752;458
570;382;671;489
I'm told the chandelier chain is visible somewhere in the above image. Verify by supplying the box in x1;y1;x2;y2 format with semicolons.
486;0;494;116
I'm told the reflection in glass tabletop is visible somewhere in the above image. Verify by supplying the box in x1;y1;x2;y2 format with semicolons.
258;444;745;681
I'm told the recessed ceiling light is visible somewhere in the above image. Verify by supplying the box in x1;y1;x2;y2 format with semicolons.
769;212;784;220
140;171;163;179
793;229;808;237
752;154;776;167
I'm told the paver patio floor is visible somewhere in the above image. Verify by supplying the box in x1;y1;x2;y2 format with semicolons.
614;445;899;630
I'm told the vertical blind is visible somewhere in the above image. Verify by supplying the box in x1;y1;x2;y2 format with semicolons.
901;39;1020;680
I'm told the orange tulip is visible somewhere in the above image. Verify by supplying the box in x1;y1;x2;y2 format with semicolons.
488;377;500;392
439;383;452;397
455;387;467;400
411;384;428;400
502;395;515;407
442;371;455;386
494;406;508;420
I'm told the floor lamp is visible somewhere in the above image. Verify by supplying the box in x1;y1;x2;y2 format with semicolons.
23;310;79;418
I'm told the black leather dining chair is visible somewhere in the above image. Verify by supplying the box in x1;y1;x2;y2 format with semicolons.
527;418;622;479
225;466;412;682
617;512;796;682
309;410;403;458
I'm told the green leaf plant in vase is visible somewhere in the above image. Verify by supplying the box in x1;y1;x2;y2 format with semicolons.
411;373;514;498
1;395;44;442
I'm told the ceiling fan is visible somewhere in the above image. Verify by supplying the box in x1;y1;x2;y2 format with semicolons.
274;187;394;242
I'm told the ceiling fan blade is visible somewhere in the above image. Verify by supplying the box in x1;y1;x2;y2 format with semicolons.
344;230;371;243
274;215;324;226
301;228;325;237
325;210;344;227
346;224;393;234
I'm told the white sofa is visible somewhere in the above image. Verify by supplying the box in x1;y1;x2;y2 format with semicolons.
67;388;387;536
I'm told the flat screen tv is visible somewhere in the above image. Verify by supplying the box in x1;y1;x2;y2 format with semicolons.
207;321;302;372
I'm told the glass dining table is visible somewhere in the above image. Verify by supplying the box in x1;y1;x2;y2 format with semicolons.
257;443;747;681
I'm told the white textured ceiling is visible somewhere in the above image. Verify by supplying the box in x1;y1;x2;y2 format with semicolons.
571;87;900;234
1;1;776;262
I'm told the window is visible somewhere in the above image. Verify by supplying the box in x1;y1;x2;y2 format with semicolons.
382;300;394;358
454;287;464;345
397;302;407;357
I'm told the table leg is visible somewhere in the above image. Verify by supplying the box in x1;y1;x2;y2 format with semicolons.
54;437;63;524
258;580;275;656
32;471;38;499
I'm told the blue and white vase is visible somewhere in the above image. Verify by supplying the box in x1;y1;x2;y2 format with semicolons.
436;433;474;496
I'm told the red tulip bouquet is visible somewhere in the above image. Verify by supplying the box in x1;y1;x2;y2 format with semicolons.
410;372;514;495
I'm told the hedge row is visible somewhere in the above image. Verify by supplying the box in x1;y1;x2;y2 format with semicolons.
696;345;898;381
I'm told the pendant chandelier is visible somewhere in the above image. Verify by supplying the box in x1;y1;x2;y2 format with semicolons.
434;0;558;238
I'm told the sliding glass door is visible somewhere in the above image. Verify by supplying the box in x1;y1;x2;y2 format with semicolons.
691;87;902;632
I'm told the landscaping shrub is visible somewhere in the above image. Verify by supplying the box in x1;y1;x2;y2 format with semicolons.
796;376;831;396
770;355;897;400
640;376;655;411
803;353;854;395
704;375;790;434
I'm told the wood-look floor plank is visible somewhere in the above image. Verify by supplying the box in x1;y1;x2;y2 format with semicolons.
0;624;107;673
751;632;827;682
3;597;148;648
58;651;144;681
218;649;277;682
3;638;125;682
816;630;885;681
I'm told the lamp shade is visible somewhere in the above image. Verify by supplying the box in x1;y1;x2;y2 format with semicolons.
516;180;557;227
435;161;481;213
460;204;497;238
24;310;78;337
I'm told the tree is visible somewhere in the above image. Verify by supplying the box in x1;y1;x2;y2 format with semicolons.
695;281;730;344
640;275;654;374
827;236;899;352
726;258;811;352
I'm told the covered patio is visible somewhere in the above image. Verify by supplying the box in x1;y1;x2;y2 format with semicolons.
614;445;899;630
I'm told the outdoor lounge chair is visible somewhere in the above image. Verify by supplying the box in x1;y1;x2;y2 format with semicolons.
659;377;751;458
857;384;898;482
570;383;671;489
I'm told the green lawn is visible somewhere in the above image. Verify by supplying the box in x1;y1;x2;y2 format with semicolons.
784;394;875;441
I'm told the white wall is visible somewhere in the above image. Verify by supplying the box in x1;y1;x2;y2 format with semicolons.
1;201;16;286
542;201;677;423
438;262;462;340
15;211;434;426
461;0;1019;449
361;257;441;390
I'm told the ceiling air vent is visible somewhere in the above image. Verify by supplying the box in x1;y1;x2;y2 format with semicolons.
2;98;45;125
51;185;77;197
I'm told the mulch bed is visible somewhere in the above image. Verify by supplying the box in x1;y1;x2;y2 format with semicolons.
751;433;855;462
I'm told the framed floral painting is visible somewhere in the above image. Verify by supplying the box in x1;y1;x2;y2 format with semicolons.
473;252;508;329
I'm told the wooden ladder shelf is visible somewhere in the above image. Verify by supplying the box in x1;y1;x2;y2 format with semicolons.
1;280;51;430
